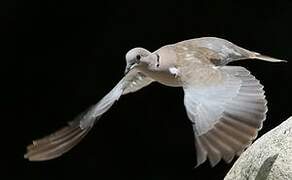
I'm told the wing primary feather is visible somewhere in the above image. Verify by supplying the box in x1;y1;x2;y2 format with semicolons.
25;70;151;161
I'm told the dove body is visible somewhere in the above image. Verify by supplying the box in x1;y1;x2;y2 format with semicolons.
25;37;285;167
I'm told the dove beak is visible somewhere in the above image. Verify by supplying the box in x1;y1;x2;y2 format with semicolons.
124;63;137;74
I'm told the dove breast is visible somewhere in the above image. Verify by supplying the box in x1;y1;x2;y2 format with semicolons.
136;46;183;87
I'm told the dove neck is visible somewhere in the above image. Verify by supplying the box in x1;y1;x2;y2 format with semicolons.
136;66;182;87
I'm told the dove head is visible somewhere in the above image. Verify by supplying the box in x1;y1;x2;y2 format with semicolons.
125;47;152;74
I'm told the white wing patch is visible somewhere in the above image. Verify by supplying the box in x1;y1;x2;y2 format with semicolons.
169;67;179;76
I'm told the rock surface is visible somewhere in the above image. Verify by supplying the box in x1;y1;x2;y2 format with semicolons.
225;116;292;180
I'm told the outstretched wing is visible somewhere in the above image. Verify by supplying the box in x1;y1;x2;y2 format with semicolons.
25;69;152;161
182;65;267;167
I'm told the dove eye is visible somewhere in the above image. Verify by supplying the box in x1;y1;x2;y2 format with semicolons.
136;55;141;60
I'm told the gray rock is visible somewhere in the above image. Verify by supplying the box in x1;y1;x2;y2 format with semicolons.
225;116;292;180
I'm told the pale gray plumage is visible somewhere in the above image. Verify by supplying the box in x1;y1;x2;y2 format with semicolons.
25;37;286;167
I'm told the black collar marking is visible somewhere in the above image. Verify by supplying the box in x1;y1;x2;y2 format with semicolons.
155;54;160;67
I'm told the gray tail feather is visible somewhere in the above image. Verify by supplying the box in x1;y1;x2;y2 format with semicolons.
251;52;287;63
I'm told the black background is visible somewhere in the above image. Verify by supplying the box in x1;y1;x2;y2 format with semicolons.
4;0;292;179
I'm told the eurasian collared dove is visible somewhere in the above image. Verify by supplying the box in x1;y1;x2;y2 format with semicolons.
25;37;286;167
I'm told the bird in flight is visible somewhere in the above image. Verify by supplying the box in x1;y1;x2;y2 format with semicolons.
25;37;286;167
